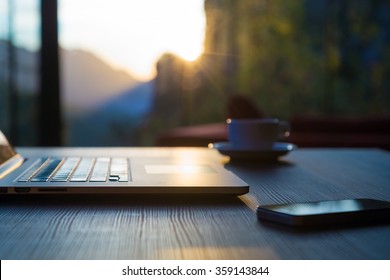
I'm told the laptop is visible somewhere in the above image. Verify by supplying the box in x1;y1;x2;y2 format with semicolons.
0;130;248;195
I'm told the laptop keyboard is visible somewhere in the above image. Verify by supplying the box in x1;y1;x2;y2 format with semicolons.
18;157;129;183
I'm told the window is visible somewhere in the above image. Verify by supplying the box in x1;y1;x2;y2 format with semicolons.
59;0;206;146
0;0;40;146
1;0;389;147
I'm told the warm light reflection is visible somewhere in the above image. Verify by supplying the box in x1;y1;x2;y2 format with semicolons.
172;150;205;164
145;164;215;174
159;246;278;259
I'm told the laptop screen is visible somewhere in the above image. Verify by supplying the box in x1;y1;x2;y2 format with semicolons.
0;130;17;165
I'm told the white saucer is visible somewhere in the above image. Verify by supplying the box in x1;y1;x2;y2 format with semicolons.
209;142;296;161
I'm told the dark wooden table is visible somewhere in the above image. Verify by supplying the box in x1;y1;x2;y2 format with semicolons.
1;147;389;259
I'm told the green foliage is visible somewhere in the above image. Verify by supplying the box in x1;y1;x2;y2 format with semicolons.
148;0;390;144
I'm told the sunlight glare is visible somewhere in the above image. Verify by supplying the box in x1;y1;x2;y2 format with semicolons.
59;0;205;80
175;43;202;62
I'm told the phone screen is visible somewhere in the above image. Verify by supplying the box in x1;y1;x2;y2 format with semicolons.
257;199;390;227
264;199;390;215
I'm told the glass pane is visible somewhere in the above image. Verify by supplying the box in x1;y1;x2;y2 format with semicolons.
0;1;11;137
59;0;390;147
0;0;40;146
59;0;206;146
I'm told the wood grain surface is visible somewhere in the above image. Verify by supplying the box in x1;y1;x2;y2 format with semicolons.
1;148;389;259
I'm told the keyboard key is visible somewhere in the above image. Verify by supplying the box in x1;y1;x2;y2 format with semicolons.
70;158;94;182
110;158;129;182
18;158;47;182
109;175;120;181
51;157;80;182
31;158;63;182
89;157;110;182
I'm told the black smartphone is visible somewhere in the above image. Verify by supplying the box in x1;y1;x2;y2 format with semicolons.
257;198;390;227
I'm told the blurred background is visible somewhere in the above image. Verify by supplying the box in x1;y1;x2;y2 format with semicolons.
1;0;390;147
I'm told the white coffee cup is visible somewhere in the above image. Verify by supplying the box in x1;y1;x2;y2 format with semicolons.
227;118;290;150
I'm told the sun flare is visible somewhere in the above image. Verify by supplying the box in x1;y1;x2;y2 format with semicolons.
175;44;202;62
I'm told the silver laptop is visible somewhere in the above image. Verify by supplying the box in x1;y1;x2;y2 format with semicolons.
0;130;248;195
